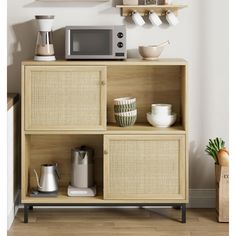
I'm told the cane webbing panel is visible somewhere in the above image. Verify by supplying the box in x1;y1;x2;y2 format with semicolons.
106;136;184;199
25;67;105;129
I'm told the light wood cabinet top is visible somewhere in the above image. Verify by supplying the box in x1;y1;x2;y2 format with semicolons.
22;58;187;66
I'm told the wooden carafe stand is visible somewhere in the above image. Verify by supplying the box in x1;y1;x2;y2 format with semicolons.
21;59;188;223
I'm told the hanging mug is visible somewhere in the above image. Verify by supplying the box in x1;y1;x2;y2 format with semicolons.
166;10;179;26
132;12;145;26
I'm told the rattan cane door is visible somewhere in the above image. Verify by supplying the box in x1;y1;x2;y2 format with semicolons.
24;66;106;130
104;135;186;200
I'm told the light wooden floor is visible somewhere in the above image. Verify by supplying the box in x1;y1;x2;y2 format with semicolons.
8;208;228;236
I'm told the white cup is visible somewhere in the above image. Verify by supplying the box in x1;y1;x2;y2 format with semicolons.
166;10;179;26
132;12;145;26
163;0;173;4
149;11;162;26
123;0;138;5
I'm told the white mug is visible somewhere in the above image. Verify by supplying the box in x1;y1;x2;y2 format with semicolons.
166;10;179;26
132;12;145;26
149;12;162;26
163;0;173;4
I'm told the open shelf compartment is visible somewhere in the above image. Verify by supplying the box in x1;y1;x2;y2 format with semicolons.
107;64;187;131
21;134;104;203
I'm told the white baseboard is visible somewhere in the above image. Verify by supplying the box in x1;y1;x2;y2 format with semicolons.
7;205;15;230
188;189;216;208
7;190;20;230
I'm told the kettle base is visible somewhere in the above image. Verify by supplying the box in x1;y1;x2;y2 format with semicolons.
30;189;58;197
67;185;96;197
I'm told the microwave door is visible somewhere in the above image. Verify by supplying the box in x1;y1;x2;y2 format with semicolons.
70;29;112;58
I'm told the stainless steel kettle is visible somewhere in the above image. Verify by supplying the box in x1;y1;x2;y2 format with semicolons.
34;164;60;192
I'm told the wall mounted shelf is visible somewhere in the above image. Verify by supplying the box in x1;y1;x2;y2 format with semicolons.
37;0;109;2
116;4;187;16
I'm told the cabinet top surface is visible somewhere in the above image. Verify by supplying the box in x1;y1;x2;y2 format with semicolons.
22;58;187;66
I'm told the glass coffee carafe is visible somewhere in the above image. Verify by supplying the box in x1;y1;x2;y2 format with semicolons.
34;15;56;61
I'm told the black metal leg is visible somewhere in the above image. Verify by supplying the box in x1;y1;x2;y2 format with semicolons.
22;204;186;224
29;205;33;211
181;204;186;223
24;204;29;223
173;205;181;210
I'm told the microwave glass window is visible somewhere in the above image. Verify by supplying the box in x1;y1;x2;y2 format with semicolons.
70;30;112;55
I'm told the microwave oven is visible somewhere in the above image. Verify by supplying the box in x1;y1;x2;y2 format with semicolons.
65;25;127;60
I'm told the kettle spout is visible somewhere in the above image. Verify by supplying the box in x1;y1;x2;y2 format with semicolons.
34;169;42;189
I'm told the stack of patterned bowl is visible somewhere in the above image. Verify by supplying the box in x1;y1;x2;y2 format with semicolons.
114;97;137;127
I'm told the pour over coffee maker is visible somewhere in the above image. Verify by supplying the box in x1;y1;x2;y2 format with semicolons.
34;15;56;61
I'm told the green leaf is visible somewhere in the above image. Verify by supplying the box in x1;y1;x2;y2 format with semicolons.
222;139;225;148
205;137;226;164
216;138;220;149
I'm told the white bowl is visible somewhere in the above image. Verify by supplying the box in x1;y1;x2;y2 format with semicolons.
139;41;170;60
115;109;137;117
139;46;164;60
113;97;136;105
151;104;172;115
152;110;171;116
147;112;177;128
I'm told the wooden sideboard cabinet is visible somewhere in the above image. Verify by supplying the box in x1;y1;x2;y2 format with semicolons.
21;59;188;223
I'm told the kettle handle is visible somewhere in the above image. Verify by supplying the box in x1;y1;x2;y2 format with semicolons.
55;163;60;179
34;169;42;189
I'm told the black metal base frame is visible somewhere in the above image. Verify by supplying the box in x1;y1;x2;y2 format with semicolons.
23;203;186;224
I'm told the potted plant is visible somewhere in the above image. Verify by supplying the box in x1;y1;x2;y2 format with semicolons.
205;137;229;222
205;137;229;166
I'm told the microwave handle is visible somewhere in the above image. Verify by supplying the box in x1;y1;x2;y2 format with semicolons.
66;30;70;56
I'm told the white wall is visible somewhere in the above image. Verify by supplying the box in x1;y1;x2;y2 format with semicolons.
7;107;17;229
7;103;20;229
7;107;14;229
7;0;229;190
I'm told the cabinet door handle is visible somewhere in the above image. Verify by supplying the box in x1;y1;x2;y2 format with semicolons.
101;81;106;86
104;150;108;155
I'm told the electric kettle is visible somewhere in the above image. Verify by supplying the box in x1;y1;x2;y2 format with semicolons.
34;164;60;192
71;146;94;188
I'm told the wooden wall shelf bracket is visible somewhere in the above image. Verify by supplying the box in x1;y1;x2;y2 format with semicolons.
116;5;187;17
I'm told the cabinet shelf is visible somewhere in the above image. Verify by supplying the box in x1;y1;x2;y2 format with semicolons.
24;189;104;204
116;4;187;16
23;188;187;204
106;123;185;134
37;0;108;2
24;123;185;135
